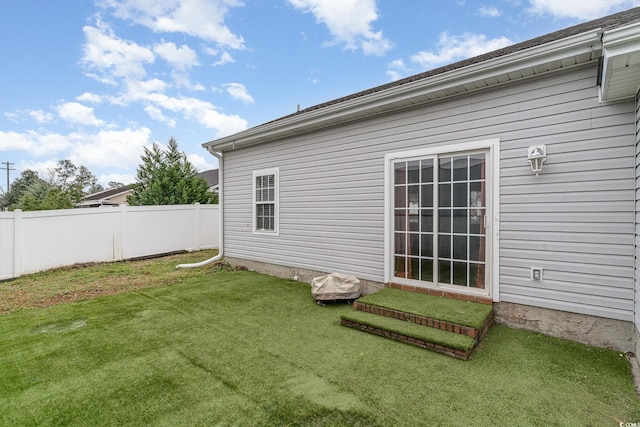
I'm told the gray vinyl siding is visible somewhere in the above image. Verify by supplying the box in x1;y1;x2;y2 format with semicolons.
635;88;640;330
222;62;636;321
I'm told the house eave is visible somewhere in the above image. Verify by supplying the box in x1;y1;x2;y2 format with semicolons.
203;30;603;152
599;21;640;101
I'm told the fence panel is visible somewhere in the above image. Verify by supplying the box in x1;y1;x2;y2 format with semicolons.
0;215;15;280
0;204;219;279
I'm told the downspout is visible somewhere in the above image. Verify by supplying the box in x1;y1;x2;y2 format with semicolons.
176;148;224;268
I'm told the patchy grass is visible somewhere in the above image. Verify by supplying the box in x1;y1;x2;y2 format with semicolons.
0;250;219;314
0;252;639;426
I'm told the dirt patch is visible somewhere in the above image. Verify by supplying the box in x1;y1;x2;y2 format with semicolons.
0;250;236;314
0;282;160;314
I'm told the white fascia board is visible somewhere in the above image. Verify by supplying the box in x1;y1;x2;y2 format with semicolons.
600;21;640;101
205;30;602;152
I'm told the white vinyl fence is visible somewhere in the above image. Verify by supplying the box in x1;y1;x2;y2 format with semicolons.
0;204;219;280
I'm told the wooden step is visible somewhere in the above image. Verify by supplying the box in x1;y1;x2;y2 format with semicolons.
341;310;475;360
354;287;493;344
341;287;494;359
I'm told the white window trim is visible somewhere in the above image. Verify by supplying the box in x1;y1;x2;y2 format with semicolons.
252;167;280;236
383;139;500;301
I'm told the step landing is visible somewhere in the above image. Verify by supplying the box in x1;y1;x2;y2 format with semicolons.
341;287;494;360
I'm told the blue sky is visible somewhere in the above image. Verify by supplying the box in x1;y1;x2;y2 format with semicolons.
1;0;639;189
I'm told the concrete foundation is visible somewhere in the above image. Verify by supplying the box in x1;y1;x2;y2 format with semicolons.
631;329;640;397
224;257;385;295
495;301;634;352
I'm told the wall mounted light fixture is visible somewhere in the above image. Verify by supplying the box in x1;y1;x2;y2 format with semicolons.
527;145;547;176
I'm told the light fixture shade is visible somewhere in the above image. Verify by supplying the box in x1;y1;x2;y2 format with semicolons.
527;145;547;175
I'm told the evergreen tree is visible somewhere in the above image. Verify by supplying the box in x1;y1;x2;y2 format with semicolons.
15;180;74;211
127;138;215;206
1;170;44;210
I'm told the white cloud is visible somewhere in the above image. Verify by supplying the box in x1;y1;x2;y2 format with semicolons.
203;47;235;66
0;127;151;172
212;51;235;67
19;160;59;180
68;127;152;169
479;6;502;17
125;89;247;136
0;130;71;155
105;74;245;136
153;41;199;70
387;58;408;81
0;131;40;154
124;78;170;100
98;0;246;49
188;153;217;172
82;22;155;82
4;112;19;123
360;30;394;56
98;172;136;186
57;102;106;127
177;97;248;136
28;110;54;124
77;92;103;103
225;83;254;104
527;0;640;19
3;109;54;125
144;105;177;127
411;32;513;69
287;0;393;56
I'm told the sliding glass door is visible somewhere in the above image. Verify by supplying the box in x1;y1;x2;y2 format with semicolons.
393;151;487;290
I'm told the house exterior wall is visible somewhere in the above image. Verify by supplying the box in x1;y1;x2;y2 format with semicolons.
635;88;640;347
108;192;129;205
222;62;636;322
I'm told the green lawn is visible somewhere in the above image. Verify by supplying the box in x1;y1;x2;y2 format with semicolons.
0;252;638;426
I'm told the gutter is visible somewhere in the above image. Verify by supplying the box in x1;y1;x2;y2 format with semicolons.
176;148;224;269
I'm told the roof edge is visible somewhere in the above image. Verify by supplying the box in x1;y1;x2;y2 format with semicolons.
205;29;601;152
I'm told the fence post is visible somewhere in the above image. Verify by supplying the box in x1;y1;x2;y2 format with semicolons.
112;206;122;261
194;203;201;251
120;205;129;260
13;209;22;278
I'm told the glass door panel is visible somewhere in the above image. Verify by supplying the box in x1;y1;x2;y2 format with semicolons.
394;159;434;282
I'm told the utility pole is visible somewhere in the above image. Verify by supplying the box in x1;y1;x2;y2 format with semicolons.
1;161;16;194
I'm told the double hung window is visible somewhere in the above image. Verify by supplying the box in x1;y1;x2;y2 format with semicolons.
253;168;279;234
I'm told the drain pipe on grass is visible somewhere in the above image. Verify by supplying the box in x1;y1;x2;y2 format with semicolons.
176;148;224;269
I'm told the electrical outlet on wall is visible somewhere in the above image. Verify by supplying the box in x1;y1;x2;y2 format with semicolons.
530;267;543;281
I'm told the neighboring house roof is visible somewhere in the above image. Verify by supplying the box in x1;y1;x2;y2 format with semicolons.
78;169;219;207
77;185;133;207
198;169;219;190
204;7;640;152
83;185;133;202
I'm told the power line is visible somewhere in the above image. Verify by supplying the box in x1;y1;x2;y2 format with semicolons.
0;161;16;194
